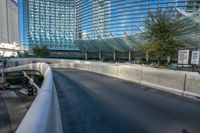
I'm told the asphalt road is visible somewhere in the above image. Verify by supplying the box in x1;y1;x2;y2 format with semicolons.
53;69;200;133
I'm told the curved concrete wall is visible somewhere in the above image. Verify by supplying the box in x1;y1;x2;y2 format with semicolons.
8;58;200;100
185;72;200;98
45;59;200;99
140;66;186;95
5;63;62;133
117;65;142;84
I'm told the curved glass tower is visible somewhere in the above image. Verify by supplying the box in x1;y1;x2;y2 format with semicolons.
19;0;77;50
75;0;200;52
76;0;200;39
19;0;199;51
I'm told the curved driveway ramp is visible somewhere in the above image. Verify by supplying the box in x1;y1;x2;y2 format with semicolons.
0;89;34;133
53;68;200;133
5;59;200;133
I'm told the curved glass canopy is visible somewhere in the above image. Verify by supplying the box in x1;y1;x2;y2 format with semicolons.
177;10;200;47
76;10;200;52
75;33;144;52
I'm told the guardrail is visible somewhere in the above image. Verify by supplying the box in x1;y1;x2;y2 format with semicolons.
5;63;62;133
4;58;200;132
7;58;200;100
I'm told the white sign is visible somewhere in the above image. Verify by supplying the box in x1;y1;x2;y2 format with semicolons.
191;51;200;65
178;50;190;65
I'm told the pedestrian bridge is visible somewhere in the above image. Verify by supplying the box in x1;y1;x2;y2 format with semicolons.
3;59;200;133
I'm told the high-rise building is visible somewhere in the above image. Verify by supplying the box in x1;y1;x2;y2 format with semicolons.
0;0;19;43
76;0;199;40
186;0;200;12
18;0;28;49
0;0;8;43
19;0;199;51
19;0;77;50
75;0;199;53
91;0;111;39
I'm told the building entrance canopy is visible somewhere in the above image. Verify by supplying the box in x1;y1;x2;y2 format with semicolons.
76;10;200;52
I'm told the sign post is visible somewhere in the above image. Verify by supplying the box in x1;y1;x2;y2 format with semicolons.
178;50;190;65
191;51;200;65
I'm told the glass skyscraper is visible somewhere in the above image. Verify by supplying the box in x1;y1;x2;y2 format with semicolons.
19;0;77;50
186;0;200;12
76;0;199;40
19;0;199;51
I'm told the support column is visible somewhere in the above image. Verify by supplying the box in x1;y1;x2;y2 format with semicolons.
128;51;131;62
167;56;171;64
2;56;5;82
85;52;88;60
99;52;102;60
113;51;116;61
146;51;149;62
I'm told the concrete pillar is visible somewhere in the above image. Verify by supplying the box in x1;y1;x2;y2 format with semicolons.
113;51;116;61
99;52;102;60
85;52;88;60
146;51;149;62
128;51;131;62
167;56;171;64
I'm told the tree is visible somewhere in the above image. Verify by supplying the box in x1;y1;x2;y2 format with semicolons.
143;9;194;65
32;45;50;58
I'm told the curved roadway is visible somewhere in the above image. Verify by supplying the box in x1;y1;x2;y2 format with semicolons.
53;69;200;133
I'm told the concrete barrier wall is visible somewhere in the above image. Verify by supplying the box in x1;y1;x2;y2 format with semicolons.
184;72;200;98
5;63;63;133
140;66;186;95
8;58;200;99
99;64;119;78
117;65;142;84
52;60;200;99
3;59;199;133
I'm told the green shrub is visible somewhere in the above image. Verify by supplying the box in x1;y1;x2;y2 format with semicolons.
6;77;22;85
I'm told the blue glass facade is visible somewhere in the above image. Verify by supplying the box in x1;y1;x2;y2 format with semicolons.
19;0;199;50
19;0;77;50
19;0;29;48
76;0;200;40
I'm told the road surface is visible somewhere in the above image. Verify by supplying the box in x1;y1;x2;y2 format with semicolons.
53;69;200;133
